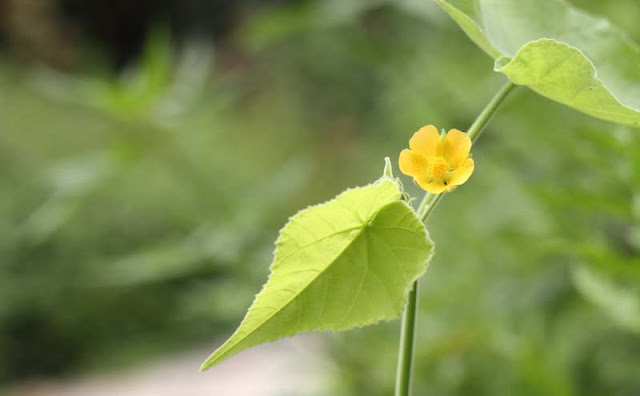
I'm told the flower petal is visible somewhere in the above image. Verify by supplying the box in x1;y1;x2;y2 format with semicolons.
409;125;442;158
398;149;427;178
415;178;448;194
443;129;471;167
448;157;474;186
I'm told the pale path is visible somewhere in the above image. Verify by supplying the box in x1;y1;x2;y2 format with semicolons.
6;335;334;396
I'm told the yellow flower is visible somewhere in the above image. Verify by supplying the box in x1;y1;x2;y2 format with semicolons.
398;125;475;194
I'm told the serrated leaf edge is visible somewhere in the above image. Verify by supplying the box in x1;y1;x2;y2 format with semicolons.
201;178;433;370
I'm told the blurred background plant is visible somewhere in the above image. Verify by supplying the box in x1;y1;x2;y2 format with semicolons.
1;0;640;395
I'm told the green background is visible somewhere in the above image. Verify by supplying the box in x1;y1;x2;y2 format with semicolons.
1;0;639;395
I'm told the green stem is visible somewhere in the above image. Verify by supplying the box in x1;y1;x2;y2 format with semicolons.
394;279;419;396
394;80;517;396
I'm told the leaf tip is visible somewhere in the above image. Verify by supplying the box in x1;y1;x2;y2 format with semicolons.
199;359;211;372
200;358;216;372
200;352;221;372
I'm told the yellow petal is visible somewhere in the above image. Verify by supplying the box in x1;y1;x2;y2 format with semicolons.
398;149;427;178
415;178;448;194
409;125;442;158
448;157;474;186
443;129;471;167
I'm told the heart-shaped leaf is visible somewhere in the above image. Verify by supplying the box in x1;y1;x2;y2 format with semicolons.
201;177;433;370
436;0;640;127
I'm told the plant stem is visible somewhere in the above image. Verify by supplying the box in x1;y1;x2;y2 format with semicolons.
394;279;419;396
394;80;516;396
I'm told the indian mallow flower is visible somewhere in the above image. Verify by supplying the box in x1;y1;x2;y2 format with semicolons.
399;125;474;194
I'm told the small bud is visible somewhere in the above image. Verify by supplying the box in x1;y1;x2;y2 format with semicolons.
383;157;394;178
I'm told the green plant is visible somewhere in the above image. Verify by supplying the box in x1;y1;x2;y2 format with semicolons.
200;1;639;394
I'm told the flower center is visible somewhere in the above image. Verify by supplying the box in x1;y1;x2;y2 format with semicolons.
427;157;451;184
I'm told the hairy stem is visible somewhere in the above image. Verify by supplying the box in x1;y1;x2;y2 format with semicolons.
394;80;517;396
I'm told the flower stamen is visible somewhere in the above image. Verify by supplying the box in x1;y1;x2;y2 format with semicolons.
427;158;451;184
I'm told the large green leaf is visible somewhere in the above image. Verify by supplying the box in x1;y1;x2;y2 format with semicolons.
436;0;640;127
201;177;432;370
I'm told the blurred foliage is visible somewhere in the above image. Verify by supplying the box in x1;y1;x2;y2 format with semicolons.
1;0;640;395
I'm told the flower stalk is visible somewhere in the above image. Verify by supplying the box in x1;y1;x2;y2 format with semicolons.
394;80;517;396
